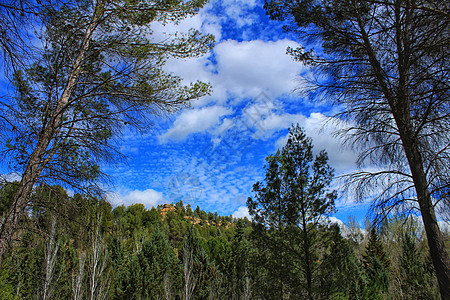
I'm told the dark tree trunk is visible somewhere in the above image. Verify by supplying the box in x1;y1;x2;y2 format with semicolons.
397;121;450;299
0;151;42;266
0;7;101;268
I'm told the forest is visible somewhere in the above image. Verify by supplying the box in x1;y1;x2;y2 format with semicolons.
0;182;445;299
0;0;449;299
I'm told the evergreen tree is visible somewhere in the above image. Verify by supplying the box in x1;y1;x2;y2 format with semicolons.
363;227;390;298
400;233;438;299
135;228;179;299
228;219;253;300
186;204;194;217
108;235;130;300
316;224;366;299
248;124;337;299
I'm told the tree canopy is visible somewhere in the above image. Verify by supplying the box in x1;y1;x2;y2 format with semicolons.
248;125;338;299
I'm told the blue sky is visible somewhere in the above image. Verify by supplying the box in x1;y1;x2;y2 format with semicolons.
103;0;370;225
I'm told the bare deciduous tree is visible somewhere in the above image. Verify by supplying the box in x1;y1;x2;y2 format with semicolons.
183;228;198;300
42;216;59;300
72;250;86;300
88;216;109;300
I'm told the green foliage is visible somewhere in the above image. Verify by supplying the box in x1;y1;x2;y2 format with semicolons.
0;183;441;299
128;228;179;299
248;124;336;229
248;124;338;299
315;224;366;299
0;182;19;217
0;264;20;300
0;0;215;268
363;227;390;298
399;233;439;299
264;0;450;296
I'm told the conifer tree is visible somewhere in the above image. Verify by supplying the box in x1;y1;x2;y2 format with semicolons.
400;233;438;299
363;227;390;297
248;124;336;299
229;220;253;300
135;228;178;299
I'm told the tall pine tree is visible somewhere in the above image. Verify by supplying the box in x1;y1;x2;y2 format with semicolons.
248;124;336;299
363;227;390;298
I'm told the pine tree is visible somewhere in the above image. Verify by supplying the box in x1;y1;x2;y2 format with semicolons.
248;124;336;299
137;228;178;299
363;227;390;297
400;233;438;299
0;0;213;266
229;220;253;300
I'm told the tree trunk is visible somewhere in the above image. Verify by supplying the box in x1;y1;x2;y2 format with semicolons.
42;217;59;300
183;243;196;300
397;122;450;299
0;2;103;268
72;251;86;300
358;7;450;295
163;273;172;300
0;145;47;266
243;275;251;300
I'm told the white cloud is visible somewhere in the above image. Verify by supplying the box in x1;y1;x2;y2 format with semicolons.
248;111;306;139
271;113;358;174
1;172;22;183
163;39;306;106
275;134;289;150
232;205;251;219
222;0;258;28
160;38;312;145
212;39;306;100
108;189;166;209
329;216;345;228
303;113;358;173
159;106;232;143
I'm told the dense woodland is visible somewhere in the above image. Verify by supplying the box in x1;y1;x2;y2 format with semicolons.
0;182;446;299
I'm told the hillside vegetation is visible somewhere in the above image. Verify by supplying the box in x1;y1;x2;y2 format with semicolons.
0;183;446;299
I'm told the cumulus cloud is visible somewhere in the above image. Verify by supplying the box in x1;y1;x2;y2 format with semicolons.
271;113;358;174
163;39;306;106
303;113;358;173
160;38;312;143
108;189;166;209
159;106;232;143
232;205;251;219
221;0;257;27
246;109;306;139
212;39;306;100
